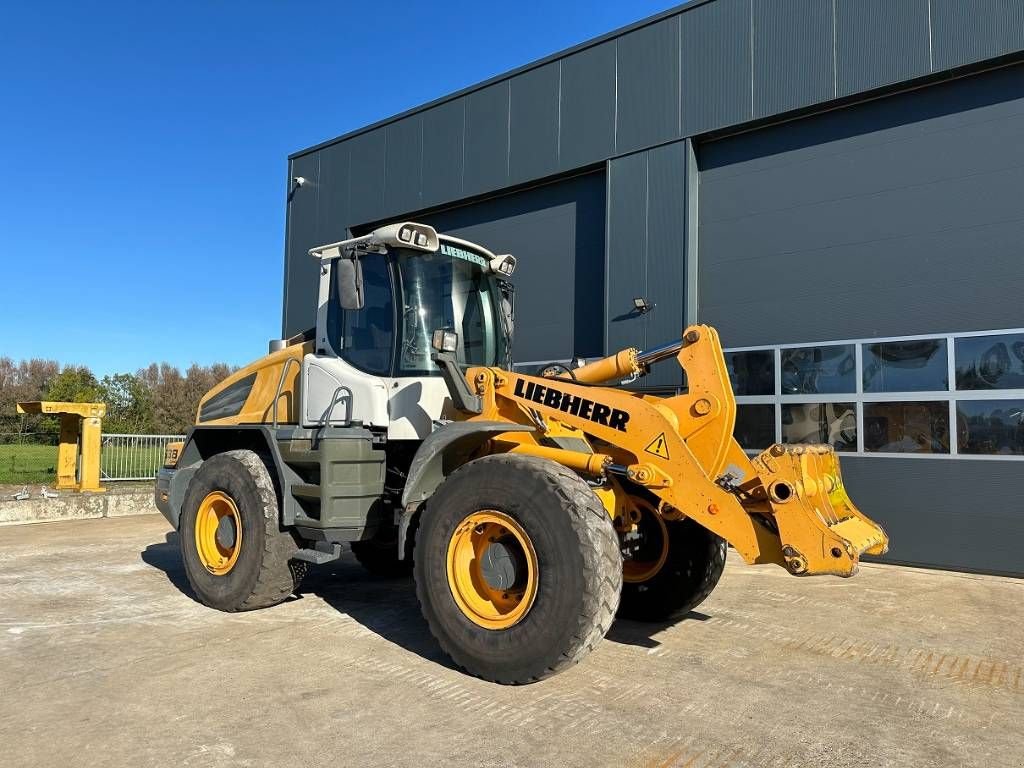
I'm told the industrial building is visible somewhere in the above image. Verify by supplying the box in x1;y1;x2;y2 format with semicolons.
282;0;1024;576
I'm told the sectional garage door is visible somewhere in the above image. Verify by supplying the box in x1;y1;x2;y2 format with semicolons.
420;172;606;364
695;64;1024;576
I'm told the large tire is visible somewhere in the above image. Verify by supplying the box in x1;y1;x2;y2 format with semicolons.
415;454;621;684
617;517;726;622
180;449;306;612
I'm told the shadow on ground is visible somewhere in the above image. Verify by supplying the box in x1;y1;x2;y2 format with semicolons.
141;532;710;671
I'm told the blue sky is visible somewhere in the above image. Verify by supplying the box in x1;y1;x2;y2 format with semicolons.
0;0;681;376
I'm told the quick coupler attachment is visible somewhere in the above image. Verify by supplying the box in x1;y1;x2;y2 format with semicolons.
749;444;889;577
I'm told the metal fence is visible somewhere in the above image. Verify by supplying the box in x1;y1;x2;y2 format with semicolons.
100;433;185;482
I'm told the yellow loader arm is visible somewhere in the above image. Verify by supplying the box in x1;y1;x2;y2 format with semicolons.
464;325;888;577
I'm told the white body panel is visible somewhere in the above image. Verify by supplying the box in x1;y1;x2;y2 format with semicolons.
301;355;390;429
382;375;451;439
301;354;450;440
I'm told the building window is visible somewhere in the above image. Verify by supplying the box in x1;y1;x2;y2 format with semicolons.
863;402;950;453
727;327;1024;461
781;345;856;394
725;350;774;396
862;339;948;393
957;399;1024;456
955;333;1024;391
782;402;857;452
734;404;775;450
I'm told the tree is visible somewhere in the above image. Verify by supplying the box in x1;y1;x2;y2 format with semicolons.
0;357;61;437
47;366;101;404
99;373;154;434
1;358;234;436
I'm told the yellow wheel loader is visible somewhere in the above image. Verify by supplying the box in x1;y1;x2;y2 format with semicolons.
155;221;888;684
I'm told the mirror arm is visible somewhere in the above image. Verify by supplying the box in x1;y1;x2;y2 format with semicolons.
431;351;483;414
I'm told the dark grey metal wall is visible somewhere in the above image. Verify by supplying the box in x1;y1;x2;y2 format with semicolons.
284;0;1024;339
842;457;1022;577
698;63;1024;346
607;142;690;388
415;173;606;363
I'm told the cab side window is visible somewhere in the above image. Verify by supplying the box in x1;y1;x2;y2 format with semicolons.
328;256;394;375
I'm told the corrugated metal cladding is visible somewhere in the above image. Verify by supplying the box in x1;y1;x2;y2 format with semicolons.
698;63;1024;346
413;173;606;364
607;144;688;389
842;458;1022;577
285;0;1024;340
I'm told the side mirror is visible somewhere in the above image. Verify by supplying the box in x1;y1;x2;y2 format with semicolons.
336;257;364;310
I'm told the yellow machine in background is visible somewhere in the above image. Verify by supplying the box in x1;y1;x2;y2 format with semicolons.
17;400;106;492
156;221;888;684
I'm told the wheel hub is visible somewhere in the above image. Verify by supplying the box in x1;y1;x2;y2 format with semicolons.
215;514;238;550
479;539;525;591
195;491;242;576
446;510;538;630
620;498;670;584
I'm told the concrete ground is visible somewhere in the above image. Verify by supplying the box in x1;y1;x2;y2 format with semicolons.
1;515;1021;768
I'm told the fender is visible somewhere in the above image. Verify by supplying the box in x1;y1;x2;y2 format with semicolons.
162;425;301;529
397;421;534;558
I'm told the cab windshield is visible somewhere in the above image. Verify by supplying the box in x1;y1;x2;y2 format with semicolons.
395;248;510;375
326;245;511;377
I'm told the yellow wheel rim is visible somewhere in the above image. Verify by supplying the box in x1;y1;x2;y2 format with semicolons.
194;491;242;576
621;498;670;584
446;510;538;630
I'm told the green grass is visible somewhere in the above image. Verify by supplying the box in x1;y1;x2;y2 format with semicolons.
0;443;169;485
0;444;58;485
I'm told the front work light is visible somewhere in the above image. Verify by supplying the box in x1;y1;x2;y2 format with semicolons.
489;254;517;276
375;222;440;252
431;329;459;354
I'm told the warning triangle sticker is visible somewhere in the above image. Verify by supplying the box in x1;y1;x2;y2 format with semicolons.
644;432;670;460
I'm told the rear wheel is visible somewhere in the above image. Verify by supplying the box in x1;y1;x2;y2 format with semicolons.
414;454;621;684
617;501;726;622
180;450;306;611
350;523;413;578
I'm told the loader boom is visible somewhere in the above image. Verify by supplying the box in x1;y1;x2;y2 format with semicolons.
460;324;888;577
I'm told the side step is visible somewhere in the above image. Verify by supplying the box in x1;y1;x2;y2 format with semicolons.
292;542;344;565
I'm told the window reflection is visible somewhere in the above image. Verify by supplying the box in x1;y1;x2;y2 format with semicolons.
725;351;775;396
862;339;947;392
957;400;1024;455
780;345;855;394
955;333;1024;391
781;403;857;452
734;404;775;449
864;402;950;453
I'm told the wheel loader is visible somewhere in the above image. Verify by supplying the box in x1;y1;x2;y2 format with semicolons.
155;221;888;684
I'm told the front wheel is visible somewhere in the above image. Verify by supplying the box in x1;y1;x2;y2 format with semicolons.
414;454;622;684
180;449;306;611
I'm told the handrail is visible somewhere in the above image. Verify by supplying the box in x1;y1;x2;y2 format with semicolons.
272;357;302;429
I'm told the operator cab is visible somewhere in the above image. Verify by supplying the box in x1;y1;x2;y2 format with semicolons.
306;223;515;439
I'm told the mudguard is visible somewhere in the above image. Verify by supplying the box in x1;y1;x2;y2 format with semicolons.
401;421;535;507
397;421;534;558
